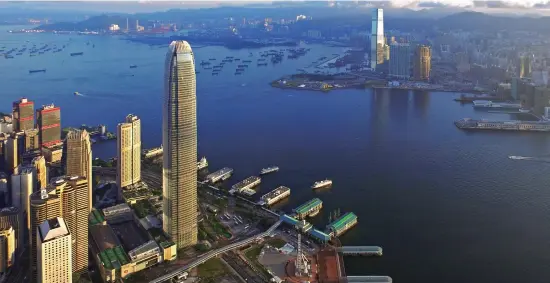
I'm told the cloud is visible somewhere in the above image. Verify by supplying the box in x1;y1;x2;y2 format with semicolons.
534;1;550;8
472;1;528;9
417;1;451;8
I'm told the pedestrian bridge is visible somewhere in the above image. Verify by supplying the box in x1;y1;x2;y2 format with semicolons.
346;275;392;282
337;246;383;256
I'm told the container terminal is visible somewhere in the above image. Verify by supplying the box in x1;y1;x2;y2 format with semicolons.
205;167;234;183
293;198;323;219
326;212;358;237
229;176;261;194
455;118;550;132
259;186;290;206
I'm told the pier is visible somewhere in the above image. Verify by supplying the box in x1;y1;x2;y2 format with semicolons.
259;186;290;206
230;176;261;194
337;246;382;256
346;276;393;282
455;118;550;132
293;198;323;219
326;212;358;237
205;167;234;183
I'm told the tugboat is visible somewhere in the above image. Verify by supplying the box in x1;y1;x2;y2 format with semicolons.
260;166;279;175
312;179;332;189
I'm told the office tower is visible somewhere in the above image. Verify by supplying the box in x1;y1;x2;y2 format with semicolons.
0;226;15;275
4;136;19;174
0;207;21;263
11;166;34;232
32;156;47;190
370;8;384;71
117;114;141;190
163;41;198;248
519;54;533;79
36;104;61;148
24;129;40;152
37;217;72;283
414;45;432;81
29;176;89;281
0;173;7;207
64;130;92;211
389;42;412;79
12;98;34;132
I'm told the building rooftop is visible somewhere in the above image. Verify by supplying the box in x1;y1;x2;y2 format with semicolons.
294;198;322;214
327;212;357;232
110;220;149;253
89;224;119;252
39;217;69;242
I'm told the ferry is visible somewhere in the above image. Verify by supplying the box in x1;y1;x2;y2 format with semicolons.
312;179;332;189
260;166;279;175
197;157;208;170
472;100;522;110
70;52;83;56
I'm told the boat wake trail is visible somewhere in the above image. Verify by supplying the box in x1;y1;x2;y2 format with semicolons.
508;155;550;163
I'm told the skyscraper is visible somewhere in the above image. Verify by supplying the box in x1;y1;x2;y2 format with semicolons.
414;45;432;81
4;135;19;174
11;166;34;229
0;226;15;276
0;207;21;269
23;128;40;153
370;8;385;71
12;98;34;132
29;176;89;281
389;42;412;79
36;104;61;148
31;156;47;190
64;130;92;211
37;217;72;283
163;40;198;248
117;114;141;190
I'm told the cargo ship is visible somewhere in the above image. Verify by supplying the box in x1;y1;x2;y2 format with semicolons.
197;157;208;170
293;198;323;219
29;69;46;74
230;176;261;194
259;186;290;206
326;212;358;237
455;118;550;132
312;179;332;189
260;166;279;175
70;52;83;56
205;167;233;183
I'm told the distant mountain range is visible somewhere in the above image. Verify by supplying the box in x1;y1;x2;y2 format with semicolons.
34;7;550;34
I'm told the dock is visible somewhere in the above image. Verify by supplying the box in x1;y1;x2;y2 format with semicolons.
293;198;323;219
230;176;261;194
205;167;234;183
259;186;290;206
336;246;382;256
326;212;357;237
455;118;550;132
346;276;393;282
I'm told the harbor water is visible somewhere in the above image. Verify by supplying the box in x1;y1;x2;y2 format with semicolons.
3;26;550;283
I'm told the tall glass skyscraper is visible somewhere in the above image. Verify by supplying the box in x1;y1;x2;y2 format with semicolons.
162;40;198;248
371;8;385;71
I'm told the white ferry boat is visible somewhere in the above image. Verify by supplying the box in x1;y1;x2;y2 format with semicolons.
312;179;332;189
472;100;522;110
260;166;279;175
197;157;208;170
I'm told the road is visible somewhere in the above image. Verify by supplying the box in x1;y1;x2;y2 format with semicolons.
149;220;282;283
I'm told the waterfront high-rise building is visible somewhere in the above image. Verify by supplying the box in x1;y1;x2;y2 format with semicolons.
389;42;412;79
12;98;34;132
29;176;89;281
370;8;385;71
117;114;141;190
37;217;72;283
36;104;61;148
414;45;432;81
32;156;47;190
163;40;198;248
64;130;92;211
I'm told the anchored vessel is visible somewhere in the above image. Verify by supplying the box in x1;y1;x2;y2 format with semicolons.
29;69;46;73
230;176;261;194
455;118;550;132
259;186;290;206
197;157;208;170
472;100;522;111
205;167;233;183
312;179;332;189
260;166;279;175
326;212;358;237
70;52;83;56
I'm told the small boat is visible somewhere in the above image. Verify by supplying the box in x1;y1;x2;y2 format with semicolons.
130;65;137;69
197;157;208;170
260;166;279;175
70;52;83;56
312;179;332;189
74;92;81;96
29;69;46;74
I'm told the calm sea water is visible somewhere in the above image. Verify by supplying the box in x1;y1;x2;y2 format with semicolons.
3;26;550;283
